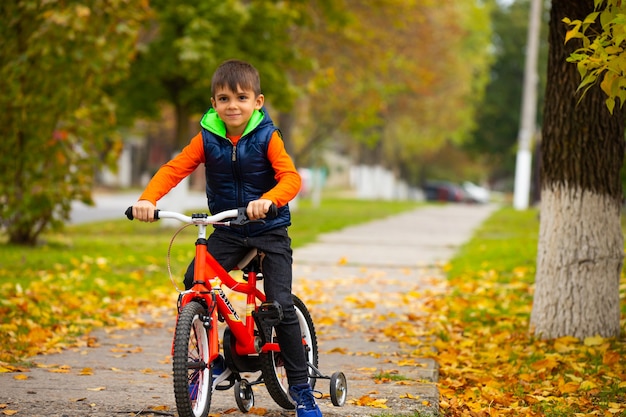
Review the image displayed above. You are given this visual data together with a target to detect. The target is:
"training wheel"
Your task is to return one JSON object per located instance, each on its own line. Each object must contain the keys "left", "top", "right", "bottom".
{"left": 329, "top": 371, "right": 348, "bottom": 407}
{"left": 234, "top": 379, "right": 254, "bottom": 413}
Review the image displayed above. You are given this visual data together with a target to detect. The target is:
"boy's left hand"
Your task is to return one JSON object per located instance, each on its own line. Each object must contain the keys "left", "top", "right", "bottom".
{"left": 247, "top": 199, "right": 274, "bottom": 220}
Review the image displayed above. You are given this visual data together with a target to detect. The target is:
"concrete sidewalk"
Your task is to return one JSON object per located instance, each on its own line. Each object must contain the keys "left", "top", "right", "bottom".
{"left": 2, "top": 200, "right": 497, "bottom": 417}
{"left": 290, "top": 203, "right": 498, "bottom": 416}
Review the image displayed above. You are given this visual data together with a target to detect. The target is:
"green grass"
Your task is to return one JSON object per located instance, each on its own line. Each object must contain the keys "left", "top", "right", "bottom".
{"left": 445, "top": 206, "right": 539, "bottom": 279}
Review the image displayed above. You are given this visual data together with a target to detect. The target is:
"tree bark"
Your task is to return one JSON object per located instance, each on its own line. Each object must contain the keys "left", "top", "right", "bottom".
{"left": 531, "top": 0, "right": 625, "bottom": 339}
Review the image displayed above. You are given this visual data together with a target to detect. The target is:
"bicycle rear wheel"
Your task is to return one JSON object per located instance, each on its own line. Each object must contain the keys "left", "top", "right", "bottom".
{"left": 173, "top": 301, "right": 212, "bottom": 417}
{"left": 260, "top": 295, "right": 318, "bottom": 409}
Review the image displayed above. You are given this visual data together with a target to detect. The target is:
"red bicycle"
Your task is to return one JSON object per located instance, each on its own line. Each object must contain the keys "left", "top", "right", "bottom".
{"left": 125, "top": 206, "right": 347, "bottom": 417}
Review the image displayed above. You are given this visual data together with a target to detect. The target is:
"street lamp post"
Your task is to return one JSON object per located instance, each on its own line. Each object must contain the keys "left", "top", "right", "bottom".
{"left": 513, "top": 0, "right": 542, "bottom": 210}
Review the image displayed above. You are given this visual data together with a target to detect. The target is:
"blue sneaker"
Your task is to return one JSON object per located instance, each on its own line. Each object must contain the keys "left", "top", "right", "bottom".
{"left": 289, "top": 383, "right": 322, "bottom": 417}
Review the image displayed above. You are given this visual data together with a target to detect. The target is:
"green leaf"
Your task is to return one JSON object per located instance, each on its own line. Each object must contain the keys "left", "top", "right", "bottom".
{"left": 606, "top": 96, "right": 615, "bottom": 113}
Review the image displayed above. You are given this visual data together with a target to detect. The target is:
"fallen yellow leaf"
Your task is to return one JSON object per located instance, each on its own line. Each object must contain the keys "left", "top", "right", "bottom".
{"left": 150, "top": 405, "right": 170, "bottom": 411}
{"left": 558, "top": 381, "right": 579, "bottom": 394}
{"left": 79, "top": 368, "right": 93, "bottom": 376}
{"left": 583, "top": 335, "right": 604, "bottom": 346}
{"left": 579, "top": 380, "right": 597, "bottom": 390}
{"left": 355, "top": 395, "right": 388, "bottom": 408}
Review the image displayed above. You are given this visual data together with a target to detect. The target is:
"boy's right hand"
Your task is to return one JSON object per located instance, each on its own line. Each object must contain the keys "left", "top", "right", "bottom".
{"left": 132, "top": 200, "right": 157, "bottom": 222}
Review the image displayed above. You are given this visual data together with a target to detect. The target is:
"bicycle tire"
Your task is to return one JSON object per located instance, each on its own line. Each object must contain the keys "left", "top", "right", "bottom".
{"left": 173, "top": 301, "right": 212, "bottom": 417}
{"left": 260, "top": 295, "right": 318, "bottom": 409}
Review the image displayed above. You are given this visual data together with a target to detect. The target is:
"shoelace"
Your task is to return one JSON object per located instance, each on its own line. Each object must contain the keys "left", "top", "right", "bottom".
{"left": 295, "top": 388, "right": 320, "bottom": 410}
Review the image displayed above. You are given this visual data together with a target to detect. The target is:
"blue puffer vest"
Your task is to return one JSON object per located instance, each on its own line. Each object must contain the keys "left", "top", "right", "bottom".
{"left": 200, "top": 107, "right": 291, "bottom": 237}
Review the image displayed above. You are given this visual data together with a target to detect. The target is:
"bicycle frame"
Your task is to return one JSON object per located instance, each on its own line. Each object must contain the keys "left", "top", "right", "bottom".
{"left": 126, "top": 205, "right": 347, "bottom": 413}
{"left": 172, "top": 212, "right": 279, "bottom": 364}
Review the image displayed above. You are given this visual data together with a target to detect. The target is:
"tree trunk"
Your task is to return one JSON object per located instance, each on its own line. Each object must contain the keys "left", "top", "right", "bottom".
{"left": 174, "top": 101, "right": 191, "bottom": 151}
{"left": 531, "top": 0, "right": 625, "bottom": 339}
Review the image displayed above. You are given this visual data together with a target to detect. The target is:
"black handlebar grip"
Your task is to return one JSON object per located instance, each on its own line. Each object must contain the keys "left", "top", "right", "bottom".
{"left": 125, "top": 207, "right": 160, "bottom": 220}
{"left": 266, "top": 203, "right": 278, "bottom": 220}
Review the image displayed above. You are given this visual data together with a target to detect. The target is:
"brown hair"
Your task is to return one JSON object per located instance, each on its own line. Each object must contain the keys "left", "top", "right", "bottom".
{"left": 211, "top": 59, "right": 261, "bottom": 97}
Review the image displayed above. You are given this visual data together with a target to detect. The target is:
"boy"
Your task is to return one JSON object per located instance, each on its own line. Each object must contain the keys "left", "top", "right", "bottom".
{"left": 131, "top": 59, "right": 321, "bottom": 417}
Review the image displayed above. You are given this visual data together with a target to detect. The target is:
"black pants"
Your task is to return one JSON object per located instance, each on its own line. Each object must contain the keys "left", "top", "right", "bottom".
{"left": 184, "top": 227, "right": 309, "bottom": 386}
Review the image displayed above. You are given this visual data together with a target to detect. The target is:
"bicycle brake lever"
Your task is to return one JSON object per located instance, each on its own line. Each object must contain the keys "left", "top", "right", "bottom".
{"left": 229, "top": 207, "right": 266, "bottom": 227}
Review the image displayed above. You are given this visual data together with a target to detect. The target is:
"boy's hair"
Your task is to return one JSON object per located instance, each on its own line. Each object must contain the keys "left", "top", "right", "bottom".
{"left": 211, "top": 59, "right": 262, "bottom": 97}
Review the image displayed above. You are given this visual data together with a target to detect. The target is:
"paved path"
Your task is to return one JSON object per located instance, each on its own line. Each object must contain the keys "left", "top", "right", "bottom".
{"left": 1, "top": 196, "right": 498, "bottom": 417}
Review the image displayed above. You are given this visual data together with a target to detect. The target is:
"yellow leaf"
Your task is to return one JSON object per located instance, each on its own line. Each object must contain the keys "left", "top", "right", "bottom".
{"left": 150, "top": 405, "right": 170, "bottom": 411}
{"left": 579, "top": 380, "right": 597, "bottom": 390}
{"left": 2, "top": 410, "right": 19, "bottom": 416}
{"left": 531, "top": 357, "right": 559, "bottom": 371}
{"left": 583, "top": 335, "right": 604, "bottom": 346}
{"left": 13, "top": 374, "right": 28, "bottom": 380}
{"left": 554, "top": 336, "right": 579, "bottom": 352}
{"left": 79, "top": 368, "right": 93, "bottom": 376}
{"left": 48, "top": 366, "right": 71, "bottom": 374}
{"left": 559, "top": 381, "right": 579, "bottom": 394}
{"left": 355, "top": 395, "right": 388, "bottom": 408}
{"left": 565, "top": 26, "right": 581, "bottom": 43}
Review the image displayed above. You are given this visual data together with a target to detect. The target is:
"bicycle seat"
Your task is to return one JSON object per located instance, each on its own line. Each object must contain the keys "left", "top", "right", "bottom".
{"left": 237, "top": 248, "right": 263, "bottom": 280}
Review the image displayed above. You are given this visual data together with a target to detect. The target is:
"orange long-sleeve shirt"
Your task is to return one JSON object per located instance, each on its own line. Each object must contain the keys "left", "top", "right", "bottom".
{"left": 139, "top": 131, "right": 301, "bottom": 208}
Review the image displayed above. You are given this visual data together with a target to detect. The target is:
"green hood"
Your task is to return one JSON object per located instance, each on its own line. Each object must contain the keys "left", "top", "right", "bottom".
{"left": 200, "top": 108, "right": 264, "bottom": 138}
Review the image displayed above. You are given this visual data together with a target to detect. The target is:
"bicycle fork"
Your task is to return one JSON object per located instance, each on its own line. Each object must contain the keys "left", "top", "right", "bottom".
{"left": 171, "top": 292, "right": 219, "bottom": 363}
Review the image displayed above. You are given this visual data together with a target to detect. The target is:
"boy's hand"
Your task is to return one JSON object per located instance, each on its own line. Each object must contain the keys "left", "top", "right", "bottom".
{"left": 133, "top": 200, "right": 157, "bottom": 222}
{"left": 247, "top": 199, "right": 274, "bottom": 220}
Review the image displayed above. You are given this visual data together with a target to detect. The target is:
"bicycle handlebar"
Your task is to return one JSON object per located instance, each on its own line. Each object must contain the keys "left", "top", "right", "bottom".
{"left": 124, "top": 204, "right": 278, "bottom": 226}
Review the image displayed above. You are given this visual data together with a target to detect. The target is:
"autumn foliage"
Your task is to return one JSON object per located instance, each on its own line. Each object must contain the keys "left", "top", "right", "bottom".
{"left": 420, "top": 208, "right": 626, "bottom": 416}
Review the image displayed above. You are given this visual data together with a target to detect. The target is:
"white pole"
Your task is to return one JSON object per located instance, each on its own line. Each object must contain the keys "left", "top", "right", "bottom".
{"left": 513, "top": 0, "right": 542, "bottom": 210}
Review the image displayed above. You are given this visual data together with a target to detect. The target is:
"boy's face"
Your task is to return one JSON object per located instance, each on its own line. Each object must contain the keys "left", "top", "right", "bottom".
{"left": 211, "top": 85, "right": 264, "bottom": 136}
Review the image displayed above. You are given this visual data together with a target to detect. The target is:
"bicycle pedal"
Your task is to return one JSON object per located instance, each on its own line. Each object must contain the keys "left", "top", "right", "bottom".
{"left": 255, "top": 301, "right": 283, "bottom": 326}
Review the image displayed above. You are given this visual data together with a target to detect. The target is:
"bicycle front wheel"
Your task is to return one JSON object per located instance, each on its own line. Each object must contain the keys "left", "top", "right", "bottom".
{"left": 173, "top": 301, "right": 212, "bottom": 417}
{"left": 260, "top": 295, "right": 318, "bottom": 409}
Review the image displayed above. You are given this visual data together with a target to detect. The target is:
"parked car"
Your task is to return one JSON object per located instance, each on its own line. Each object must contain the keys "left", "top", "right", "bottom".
{"left": 462, "top": 181, "right": 491, "bottom": 204}
{"left": 422, "top": 181, "right": 467, "bottom": 202}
